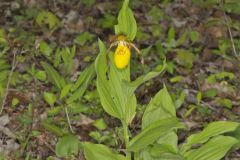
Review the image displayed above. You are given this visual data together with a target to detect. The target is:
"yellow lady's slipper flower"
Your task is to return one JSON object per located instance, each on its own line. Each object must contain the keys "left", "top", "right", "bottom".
{"left": 109, "top": 35, "right": 144, "bottom": 69}
{"left": 114, "top": 42, "right": 131, "bottom": 69}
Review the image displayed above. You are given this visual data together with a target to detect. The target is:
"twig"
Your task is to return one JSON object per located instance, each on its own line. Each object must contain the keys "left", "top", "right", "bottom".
{"left": 0, "top": 51, "right": 18, "bottom": 115}
{"left": 200, "top": 100, "right": 217, "bottom": 111}
{"left": 220, "top": 0, "right": 240, "bottom": 61}
{"left": 64, "top": 106, "right": 74, "bottom": 133}
{"left": 38, "top": 136, "right": 56, "bottom": 154}
{"left": 0, "top": 126, "right": 16, "bottom": 139}
{"left": 186, "top": 89, "right": 217, "bottom": 111}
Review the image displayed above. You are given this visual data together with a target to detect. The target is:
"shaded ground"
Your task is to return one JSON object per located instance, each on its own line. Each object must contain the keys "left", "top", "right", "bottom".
{"left": 0, "top": 0, "right": 240, "bottom": 159}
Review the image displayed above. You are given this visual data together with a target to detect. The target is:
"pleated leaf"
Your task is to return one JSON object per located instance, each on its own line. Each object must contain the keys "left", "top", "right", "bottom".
{"left": 142, "top": 85, "right": 175, "bottom": 129}
{"left": 115, "top": 0, "right": 137, "bottom": 41}
{"left": 95, "top": 39, "right": 122, "bottom": 119}
{"left": 128, "top": 118, "right": 185, "bottom": 152}
{"left": 41, "top": 61, "right": 66, "bottom": 90}
{"left": 66, "top": 63, "right": 95, "bottom": 104}
{"left": 184, "top": 136, "right": 238, "bottom": 160}
{"left": 83, "top": 142, "right": 126, "bottom": 160}
{"left": 181, "top": 121, "right": 239, "bottom": 153}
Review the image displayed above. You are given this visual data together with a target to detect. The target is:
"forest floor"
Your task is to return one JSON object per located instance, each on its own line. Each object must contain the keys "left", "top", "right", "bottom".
{"left": 0, "top": 0, "right": 240, "bottom": 159}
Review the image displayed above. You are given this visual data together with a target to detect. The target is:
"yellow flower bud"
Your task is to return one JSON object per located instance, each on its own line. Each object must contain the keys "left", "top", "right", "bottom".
{"left": 114, "top": 43, "right": 131, "bottom": 69}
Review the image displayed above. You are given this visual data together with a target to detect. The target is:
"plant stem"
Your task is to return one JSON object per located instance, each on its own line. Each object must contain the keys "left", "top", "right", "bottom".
{"left": 134, "top": 152, "right": 140, "bottom": 160}
{"left": 123, "top": 123, "right": 131, "bottom": 160}
{"left": 220, "top": 0, "right": 240, "bottom": 61}
{"left": 64, "top": 105, "right": 74, "bottom": 133}
{"left": 0, "top": 51, "right": 17, "bottom": 115}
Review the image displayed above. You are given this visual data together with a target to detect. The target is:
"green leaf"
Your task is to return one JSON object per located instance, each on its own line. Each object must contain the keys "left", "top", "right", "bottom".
{"left": 0, "top": 153, "right": 4, "bottom": 160}
{"left": 47, "top": 12, "right": 60, "bottom": 29}
{"left": 56, "top": 134, "right": 80, "bottom": 157}
{"left": 35, "top": 70, "right": 47, "bottom": 81}
{"left": 126, "top": 62, "right": 166, "bottom": 93}
{"left": 207, "top": 71, "right": 235, "bottom": 84}
{"left": 43, "top": 92, "right": 56, "bottom": 107}
{"left": 60, "top": 84, "right": 72, "bottom": 99}
{"left": 148, "top": 6, "right": 164, "bottom": 23}
{"left": 107, "top": 54, "right": 136, "bottom": 124}
{"left": 128, "top": 118, "right": 185, "bottom": 152}
{"left": 181, "top": 121, "right": 239, "bottom": 153}
{"left": 0, "top": 29, "right": 7, "bottom": 46}
{"left": 184, "top": 105, "right": 196, "bottom": 118}
{"left": 47, "top": 106, "right": 62, "bottom": 116}
{"left": 36, "top": 11, "right": 60, "bottom": 29}
{"left": 203, "top": 88, "right": 217, "bottom": 99}
{"left": 0, "top": 59, "right": 10, "bottom": 70}
{"left": 11, "top": 98, "right": 19, "bottom": 107}
{"left": 170, "top": 76, "right": 183, "bottom": 83}
{"left": 98, "top": 13, "right": 116, "bottom": 29}
{"left": 141, "top": 133, "right": 180, "bottom": 160}
{"left": 184, "top": 136, "right": 238, "bottom": 160}
{"left": 68, "top": 103, "right": 90, "bottom": 114}
{"left": 190, "top": 31, "right": 200, "bottom": 43}
{"left": 31, "top": 130, "right": 41, "bottom": 137}
{"left": 0, "top": 70, "right": 9, "bottom": 82}
{"left": 83, "top": 142, "right": 126, "bottom": 160}
{"left": 140, "top": 149, "right": 185, "bottom": 160}
{"left": 93, "top": 118, "right": 107, "bottom": 130}
{"left": 219, "top": 98, "right": 233, "bottom": 109}
{"left": 156, "top": 132, "right": 179, "bottom": 154}
{"left": 95, "top": 39, "right": 121, "bottom": 119}
{"left": 60, "top": 47, "right": 75, "bottom": 75}
{"left": 42, "top": 122, "right": 65, "bottom": 136}
{"left": 36, "top": 11, "right": 45, "bottom": 26}
{"left": 177, "top": 31, "right": 188, "bottom": 46}
{"left": 66, "top": 63, "right": 95, "bottom": 104}
{"left": 81, "top": 0, "right": 96, "bottom": 6}
{"left": 71, "top": 63, "right": 95, "bottom": 91}
{"left": 141, "top": 85, "right": 179, "bottom": 160}
{"left": 41, "top": 61, "right": 66, "bottom": 90}
{"left": 89, "top": 131, "right": 102, "bottom": 142}
{"left": 142, "top": 85, "right": 176, "bottom": 129}
{"left": 168, "top": 27, "right": 175, "bottom": 42}
{"left": 0, "top": 84, "right": 4, "bottom": 97}
{"left": 149, "top": 146, "right": 185, "bottom": 160}
{"left": 175, "top": 91, "right": 186, "bottom": 109}
{"left": 39, "top": 41, "right": 52, "bottom": 58}
{"left": 196, "top": 91, "right": 202, "bottom": 105}
{"left": 115, "top": 0, "right": 137, "bottom": 41}
{"left": 176, "top": 50, "right": 195, "bottom": 69}
{"left": 141, "top": 46, "right": 152, "bottom": 56}
{"left": 224, "top": 1, "right": 240, "bottom": 14}
{"left": 74, "top": 32, "right": 95, "bottom": 46}
{"left": 54, "top": 47, "right": 61, "bottom": 67}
